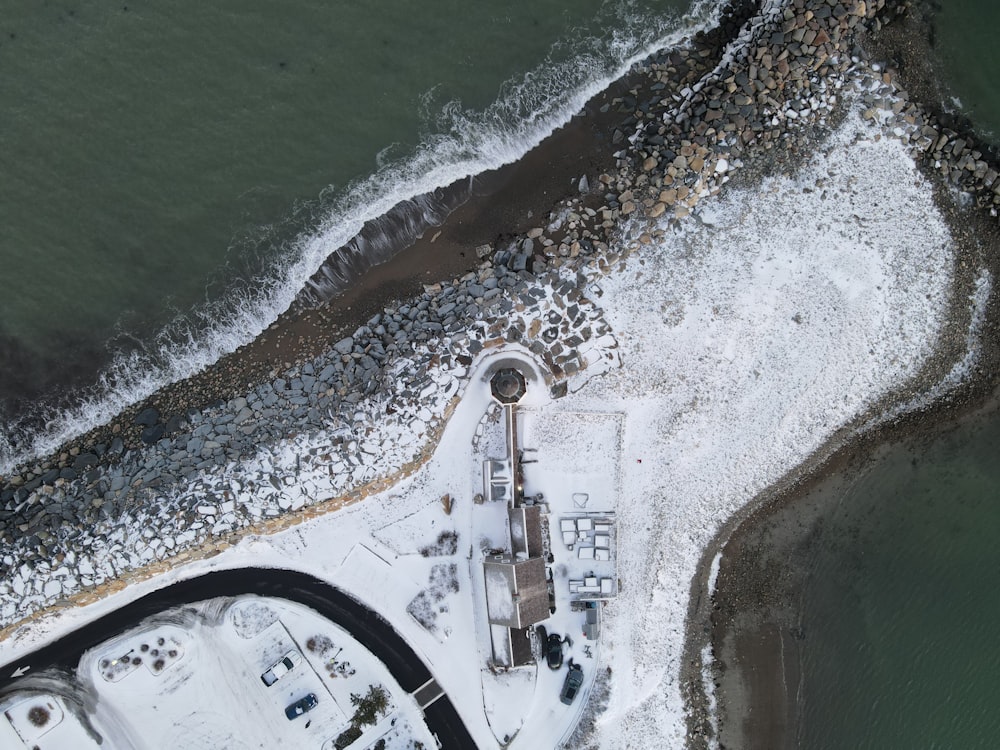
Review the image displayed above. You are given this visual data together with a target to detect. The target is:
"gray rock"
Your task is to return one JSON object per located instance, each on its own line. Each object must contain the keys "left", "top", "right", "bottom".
{"left": 135, "top": 407, "right": 160, "bottom": 427}
{"left": 334, "top": 337, "right": 354, "bottom": 356}
{"left": 73, "top": 453, "right": 99, "bottom": 471}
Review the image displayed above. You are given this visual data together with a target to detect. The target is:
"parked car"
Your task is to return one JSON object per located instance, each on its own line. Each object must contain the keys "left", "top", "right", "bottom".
{"left": 560, "top": 664, "right": 584, "bottom": 705}
{"left": 284, "top": 693, "right": 319, "bottom": 720}
{"left": 546, "top": 633, "right": 564, "bottom": 670}
{"left": 261, "top": 650, "right": 302, "bottom": 687}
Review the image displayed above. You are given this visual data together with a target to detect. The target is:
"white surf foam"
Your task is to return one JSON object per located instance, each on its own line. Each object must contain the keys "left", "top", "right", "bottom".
{"left": 0, "top": 0, "right": 727, "bottom": 473}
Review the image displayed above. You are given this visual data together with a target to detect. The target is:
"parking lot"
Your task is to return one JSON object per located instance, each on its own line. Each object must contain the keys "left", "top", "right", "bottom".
{"left": 2, "top": 596, "right": 431, "bottom": 750}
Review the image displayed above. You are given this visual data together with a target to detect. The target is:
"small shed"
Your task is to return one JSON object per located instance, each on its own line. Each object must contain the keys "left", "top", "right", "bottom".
{"left": 584, "top": 604, "right": 600, "bottom": 641}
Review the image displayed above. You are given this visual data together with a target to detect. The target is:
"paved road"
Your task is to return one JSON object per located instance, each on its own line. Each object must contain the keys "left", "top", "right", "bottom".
{"left": 0, "top": 568, "right": 477, "bottom": 749}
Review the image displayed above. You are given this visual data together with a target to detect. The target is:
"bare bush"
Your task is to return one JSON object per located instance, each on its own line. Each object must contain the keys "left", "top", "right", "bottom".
{"left": 419, "top": 530, "right": 458, "bottom": 557}
{"left": 406, "top": 563, "right": 459, "bottom": 632}
{"left": 26, "top": 706, "right": 49, "bottom": 727}
{"left": 306, "top": 634, "right": 333, "bottom": 653}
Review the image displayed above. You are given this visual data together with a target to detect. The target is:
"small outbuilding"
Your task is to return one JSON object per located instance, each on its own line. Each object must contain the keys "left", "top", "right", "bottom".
{"left": 490, "top": 368, "right": 527, "bottom": 404}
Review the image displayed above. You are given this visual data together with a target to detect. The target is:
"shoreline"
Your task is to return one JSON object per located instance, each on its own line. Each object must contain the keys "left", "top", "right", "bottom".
{"left": 0, "top": 88, "right": 620, "bottom": 474}
{"left": 0, "top": 3, "right": 734, "bottom": 477}
{"left": 0, "top": 0, "right": 754, "bottom": 631}
{"left": 688, "top": 385, "right": 1000, "bottom": 748}
{"left": 1, "top": 0, "right": 1000, "bottom": 747}
{"left": 681, "top": 2, "right": 1000, "bottom": 748}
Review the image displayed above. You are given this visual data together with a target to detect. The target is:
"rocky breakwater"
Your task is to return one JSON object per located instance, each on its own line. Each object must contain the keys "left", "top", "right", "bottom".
{"left": 3, "top": 0, "right": 996, "bottom": 647}
{"left": 604, "top": 0, "right": 1000, "bottom": 240}
{"left": 597, "top": 0, "right": 900, "bottom": 228}
{"left": 0, "top": 0, "right": 760, "bottom": 631}
{"left": 0, "top": 225, "right": 623, "bottom": 628}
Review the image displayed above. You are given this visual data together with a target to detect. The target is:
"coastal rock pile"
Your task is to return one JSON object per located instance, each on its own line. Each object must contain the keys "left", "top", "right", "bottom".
{"left": 604, "top": 0, "right": 891, "bottom": 222}
{"left": 610, "top": 0, "right": 1000, "bottom": 231}
{"left": 859, "top": 67, "right": 1000, "bottom": 217}
{"left": 0, "top": 242, "right": 619, "bottom": 625}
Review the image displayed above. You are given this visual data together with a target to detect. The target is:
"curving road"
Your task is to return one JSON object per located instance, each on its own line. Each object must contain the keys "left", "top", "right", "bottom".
{"left": 0, "top": 569, "right": 477, "bottom": 749}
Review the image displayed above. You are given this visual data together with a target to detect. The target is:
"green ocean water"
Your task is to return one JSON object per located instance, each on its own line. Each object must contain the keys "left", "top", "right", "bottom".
{"left": 796, "top": 406, "right": 1000, "bottom": 749}
{"left": 0, "top": 0, "right": 700, "bottom": 465}
{"left": 933, "top": 0, "right": 1000, "bottom": 141}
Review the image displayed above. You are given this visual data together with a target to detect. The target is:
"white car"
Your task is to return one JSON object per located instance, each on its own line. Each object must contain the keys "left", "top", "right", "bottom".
{"left": 260, "top": 650, "right": 301, "bottom": 687}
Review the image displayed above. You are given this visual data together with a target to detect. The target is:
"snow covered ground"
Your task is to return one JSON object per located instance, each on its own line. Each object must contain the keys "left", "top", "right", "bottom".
{"left": 0, "top": 107, "right": 967, "bottom": 749}
{"left": 570, "top": 111, "right": 957, "bottom": 747}
{"left": 1, "top": 596, "right": 433, "bottom": 750}
{"left": 0, "top": 693, "right": 95, "bottom": 749}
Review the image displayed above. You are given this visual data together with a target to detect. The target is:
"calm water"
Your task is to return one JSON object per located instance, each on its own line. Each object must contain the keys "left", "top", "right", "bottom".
{"left": 0, "top": 0, "right": 702, "bottom": 467}
{"left": 797, "top": 406, "right": 1000, "bottom": 749}
{"left": 934, "top": 0, "right": 1000, "bottom": 141}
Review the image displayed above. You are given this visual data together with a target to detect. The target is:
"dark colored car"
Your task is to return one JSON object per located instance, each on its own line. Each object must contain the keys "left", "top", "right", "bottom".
{"left": 285, "top": 693, "right": 319, "bottom": 720}
{"left": 546, "top": 634, "right": 564, "bottom": 670}
{"left": 560, "top": 664, "right": 584, "bottom": 705}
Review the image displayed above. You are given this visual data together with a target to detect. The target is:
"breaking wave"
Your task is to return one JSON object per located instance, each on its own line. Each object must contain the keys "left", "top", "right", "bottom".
{"left": 0, "top": 0, "right": 724, "bottom": 473}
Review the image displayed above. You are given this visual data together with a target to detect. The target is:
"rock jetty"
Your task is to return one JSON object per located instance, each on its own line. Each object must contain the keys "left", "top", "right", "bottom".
{"left": 0, "top": 239, "right": 620, "bottom": 626}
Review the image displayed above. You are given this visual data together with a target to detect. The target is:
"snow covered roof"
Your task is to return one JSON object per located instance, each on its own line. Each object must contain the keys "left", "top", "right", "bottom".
{"left": 482, "top": 555, "right": 548, "bottom": 630}
{"left": 489, "top": 367, "right": 527, "bottom": 404}
{"left": 507, "top": 506, "right": 543, "bottom": 559}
